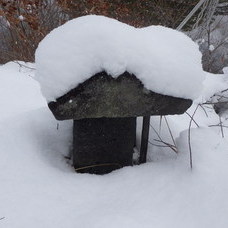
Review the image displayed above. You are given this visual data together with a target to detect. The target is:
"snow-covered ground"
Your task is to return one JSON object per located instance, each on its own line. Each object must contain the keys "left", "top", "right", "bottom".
{"left": 1, "top": 62, "right": 228, "bottom": 228}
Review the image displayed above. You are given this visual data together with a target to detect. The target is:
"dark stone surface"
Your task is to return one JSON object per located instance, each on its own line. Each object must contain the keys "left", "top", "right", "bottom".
{"left": 48, "top": 71, "right": 193, "bottom": 174}
{"left": 48, "top": 71, "right": 192, "bottom": 120}
{"left": 73, "top": 117, "right": 136, "bottom": 174}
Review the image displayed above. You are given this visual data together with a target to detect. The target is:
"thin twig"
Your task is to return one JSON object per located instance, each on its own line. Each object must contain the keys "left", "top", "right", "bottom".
{"left": 209, "top": 124, "right": 228, "bottom": 128}
{"left": 199, "top": 104, "right": 209, "bottom": 117}
{"left": 150, "top": 124, "right": 177, "bottom": 153}
{"left": 185, "top": 111, "right": 200, "bottom": 127}
{"left": 203, "top": 101, "right": 228, "bottom": 105}
{"left": 221, "top": 88, "right": 228, "bottom": 93}
{"left": 159, "top": 115, "right": 163, "bottom": 134}
{"left": 215, "top": 94, "right": 228, "bottom": 99}
{"left": 188, "top": 104, "right": 199, "bottom": 170}
{"left": 13, "top": 61, "right": 36, "bottom": 70}
{"left": 148, "top": 140, "right": 170, "bottom": 148}
{"left": 219, "top": 116, "right": 225, "bottom": 138}
{"left": 154, "top": 139, "right": 177, "bottom": 153}
{"left": 75, "top": 163, "right": 121, "bottom": 172}
{"left": 164, "top": 116, "right": 177, "bottom": 147}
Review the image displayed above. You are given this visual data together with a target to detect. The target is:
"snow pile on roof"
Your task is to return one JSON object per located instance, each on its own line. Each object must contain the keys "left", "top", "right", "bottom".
{"left": 35, "top": 15, "right": 205, "bottom": 102}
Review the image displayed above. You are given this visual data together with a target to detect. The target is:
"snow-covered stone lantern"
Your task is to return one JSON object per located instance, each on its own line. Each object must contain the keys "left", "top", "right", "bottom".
{"left": 35, "top": 15, "right": 205, "bottom": 174}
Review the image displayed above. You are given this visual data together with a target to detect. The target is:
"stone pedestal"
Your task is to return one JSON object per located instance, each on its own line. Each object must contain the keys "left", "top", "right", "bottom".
{"left": 73, "top": 117, "right": 136, "bottom": 174}
{"left": 48, "top": 71, "right": 192, "bottom": 174}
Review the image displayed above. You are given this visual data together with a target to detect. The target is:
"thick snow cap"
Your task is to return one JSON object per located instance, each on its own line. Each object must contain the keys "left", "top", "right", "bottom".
{"left": 35, "top": 15, "right": 205, "bottom": 102}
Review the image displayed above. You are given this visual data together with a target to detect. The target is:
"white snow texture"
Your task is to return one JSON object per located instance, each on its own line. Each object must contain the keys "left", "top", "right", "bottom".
{"left": 1, "top": 62, "right": 228, "bottom": 228}
{"left": 35, "top": 15, "right": 205, "bottom": 101}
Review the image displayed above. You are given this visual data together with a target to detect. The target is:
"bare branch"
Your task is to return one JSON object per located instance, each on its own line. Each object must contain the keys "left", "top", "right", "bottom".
{"left": 185, "top": 111, "right": 200, "bottom": 127}
{"left": 188, "top": 104, "right": 199, "bottom": 170}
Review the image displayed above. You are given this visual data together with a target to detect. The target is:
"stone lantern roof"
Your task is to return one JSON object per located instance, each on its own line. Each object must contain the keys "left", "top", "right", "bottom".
{"left": 48, "top": 71, "right": 192, "bottom": 121}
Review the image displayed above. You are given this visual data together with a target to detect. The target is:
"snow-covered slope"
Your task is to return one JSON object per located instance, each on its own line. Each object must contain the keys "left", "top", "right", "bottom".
{"left": 1, "top": 62, "right": 228, "bottom": 228}
{"left": 36, "top": 15, "right": 205, "bottom": 101}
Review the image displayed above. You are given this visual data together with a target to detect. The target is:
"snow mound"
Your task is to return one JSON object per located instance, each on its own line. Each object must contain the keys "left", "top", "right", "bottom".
{"left": 35, "top": 15, "right": 205, "bottom": 102}
{"left": 196, "top": 72, "right": 228, "bottom": 103}
{"left": 223, "top": 67, "right": 228, "bottom": 75}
